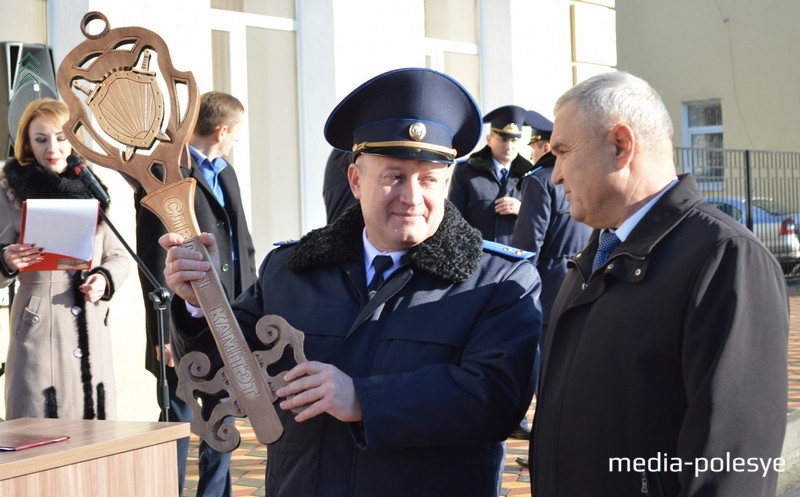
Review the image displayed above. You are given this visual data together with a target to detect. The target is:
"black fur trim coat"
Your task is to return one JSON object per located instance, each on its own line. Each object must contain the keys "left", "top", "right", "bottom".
{"left": 288, "top": 200, "right": 483, "bottom": 284}
{"left": 170, "top": 199, "right": 542, "bottom": 496}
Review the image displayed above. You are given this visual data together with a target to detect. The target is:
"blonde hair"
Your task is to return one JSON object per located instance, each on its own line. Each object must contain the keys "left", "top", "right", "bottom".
{"left": 13, "top": 98, "right": 69, "bottom": 165}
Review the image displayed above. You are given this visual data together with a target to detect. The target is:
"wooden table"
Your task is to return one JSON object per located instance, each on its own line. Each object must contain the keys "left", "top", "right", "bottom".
{"left": 0, "top": 417, "right": 189, "bottom": 496}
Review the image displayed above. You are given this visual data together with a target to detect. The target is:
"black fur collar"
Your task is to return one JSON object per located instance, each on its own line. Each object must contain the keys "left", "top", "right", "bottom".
{"left": 465, "top": 145, "right": 534, "bottom": 178}
{"left": 287, "top": 200, "right": 483, "bottom": 284}
{"left": 1, "top": 158, "right": 110, "bottom": 213}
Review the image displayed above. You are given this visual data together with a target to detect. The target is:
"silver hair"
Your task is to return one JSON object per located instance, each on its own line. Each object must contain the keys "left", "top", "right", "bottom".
{"left": 554, "top": 71, "right": 673, "bottom": 152}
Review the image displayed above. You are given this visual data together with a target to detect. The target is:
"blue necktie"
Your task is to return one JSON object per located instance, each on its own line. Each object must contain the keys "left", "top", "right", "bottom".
{"left": 592, "top": 231, "right": 621, "bottom": 272}
{"left": 367, "top": 255, "right": 393, "bottom": 299}
{"left": 499, "top": 167, "right": 508, "bottom": 187}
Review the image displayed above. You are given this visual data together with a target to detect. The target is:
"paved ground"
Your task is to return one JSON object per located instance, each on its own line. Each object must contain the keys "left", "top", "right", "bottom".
{"left": 184, "top": 282, "right": 800, "bottom": 497}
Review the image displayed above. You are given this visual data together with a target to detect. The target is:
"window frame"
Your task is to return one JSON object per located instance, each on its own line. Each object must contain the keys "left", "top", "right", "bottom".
{"left": 681, "top": 99, "right": 724, "bottom": 190}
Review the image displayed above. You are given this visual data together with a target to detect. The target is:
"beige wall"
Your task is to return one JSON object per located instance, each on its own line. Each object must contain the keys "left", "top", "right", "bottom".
{"left": 1, "top": 1, "right": 47, "bottom": 43}
{"left": 616, "top": 0, "right": 800, "bottom": 153}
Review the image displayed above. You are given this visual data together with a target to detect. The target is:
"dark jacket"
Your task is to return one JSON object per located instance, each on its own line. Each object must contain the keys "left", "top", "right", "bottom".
{"left": 532, "top": 174, "right": 789, "bottom": 497}
{"left": 172, "top": 202, "right": 542, "bottom": 497}
{"left": 135, "top": 157, "right": 257, "bottom": 376}
{"left": 511, "top": 152, "right": 591, "bottom": 326}
{"left": 322, "top": 149, "right": 358, "bottom": 224}
{"left": 448, "top": 145, "right": 533, "bottom": 245}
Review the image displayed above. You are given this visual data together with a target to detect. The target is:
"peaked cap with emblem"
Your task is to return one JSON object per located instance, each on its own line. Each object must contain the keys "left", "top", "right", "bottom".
{"left": 524, "top": 109, "right": 554, "bottom": 144}
{"left": 483, "top": 104, "right": 527, "bottom": 139}
{"left": 324, "top": 67, "right": 482, "bottom": 164}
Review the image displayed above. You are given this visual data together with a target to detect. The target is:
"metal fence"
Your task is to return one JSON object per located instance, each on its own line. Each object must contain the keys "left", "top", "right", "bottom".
{"left": 675, "top": 147, "right": 800, "bottom": 273}
{"left": 676, "top": 146, "right": 800, "bottom": 206}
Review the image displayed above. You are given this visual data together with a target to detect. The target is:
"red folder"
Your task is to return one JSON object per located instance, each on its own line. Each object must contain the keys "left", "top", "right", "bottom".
{"left": 19, "top": 199, "right": 98, "bottom": 271}
{"left": 0, "top": 432, "right": 70, "bottom": 451}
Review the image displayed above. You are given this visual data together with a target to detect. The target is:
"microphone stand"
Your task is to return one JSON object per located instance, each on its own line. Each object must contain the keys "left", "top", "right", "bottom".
{"left": 97, "top": 208, "right": 172, "bottom": 422}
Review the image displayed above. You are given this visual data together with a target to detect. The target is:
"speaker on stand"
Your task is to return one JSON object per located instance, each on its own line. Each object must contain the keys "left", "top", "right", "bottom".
{"left": 0, "top": 42, "right": 59, "bottom": 159}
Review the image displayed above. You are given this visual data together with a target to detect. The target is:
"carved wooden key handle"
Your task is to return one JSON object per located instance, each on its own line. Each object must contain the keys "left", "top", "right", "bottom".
{"left": 56, "top": 11, "right": 306, "bottom": 452}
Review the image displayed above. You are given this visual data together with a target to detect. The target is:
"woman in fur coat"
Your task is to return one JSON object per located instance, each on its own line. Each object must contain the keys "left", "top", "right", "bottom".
{"left": 0, "top": 98, "right": 130, "bottom": 420}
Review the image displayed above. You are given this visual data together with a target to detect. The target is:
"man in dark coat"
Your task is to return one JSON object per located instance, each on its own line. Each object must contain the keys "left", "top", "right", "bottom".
{"left": 449, "top": 104, "right": 534, "bottom": 245}
{"left": 135, "top": 91, "right": 257, "bottom": 497}
{"left": 322, "top": 148, "right": 358, "bottom": 223}
{"left": 160, "top": 68, "right": 541, "bottom": 497}
{"left": 532, "top": 71, "right": 788, "bottom": 497}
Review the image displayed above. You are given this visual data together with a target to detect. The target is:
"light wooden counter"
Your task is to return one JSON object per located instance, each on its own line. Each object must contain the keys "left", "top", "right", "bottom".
{"left": 0, "top": 417, "right": 189, "bottom": 496}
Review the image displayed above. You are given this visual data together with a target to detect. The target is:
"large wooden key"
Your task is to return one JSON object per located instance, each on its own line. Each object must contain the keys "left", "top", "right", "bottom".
{"left": 56, "top": 11, "right": 304, "bottom": 451}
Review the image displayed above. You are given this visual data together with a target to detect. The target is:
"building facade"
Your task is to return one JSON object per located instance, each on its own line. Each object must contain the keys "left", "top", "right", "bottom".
{"left": 617, "top": 0, "right": 800, "bottom": 155}
{"left": 0, "top": 0, "right": 616, "bottom": 419}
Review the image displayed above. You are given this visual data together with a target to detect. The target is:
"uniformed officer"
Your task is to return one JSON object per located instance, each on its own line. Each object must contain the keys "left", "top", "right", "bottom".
{"left": 513, "top": 109, "right": 591, "bottom": 329}
{"left": 511, "top": 109, "right": 592, "bottom": 469}
{"left": 449, "top": 104, "right": 535, "bottom": 246}
{"left": 160, "top": 68, "right": 542, "bottom": 497}
{"left": 524, "top": 109, "right": 555, "bottom": 163}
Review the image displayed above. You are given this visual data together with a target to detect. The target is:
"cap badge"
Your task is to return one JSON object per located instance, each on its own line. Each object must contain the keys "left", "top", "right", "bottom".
{"left": 500, "top": 123, "right": 520, "bottom": 135}
{"left": 408, "top": 121, "right": 427, "bottom": 142}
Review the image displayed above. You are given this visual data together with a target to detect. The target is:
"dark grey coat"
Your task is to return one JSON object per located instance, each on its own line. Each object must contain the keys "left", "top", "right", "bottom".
{"left": 448, "top": 146, "right": 533, "bottom": 245}
{"left": 172, "top": 202, "right": 542, "bottom": 497}
{"left": 532, "top": 174, "right": 789, "bottom": 497}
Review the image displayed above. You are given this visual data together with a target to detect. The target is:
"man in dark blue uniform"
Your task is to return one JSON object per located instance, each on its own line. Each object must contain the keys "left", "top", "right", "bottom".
{"left": 511, "top": 109, "right": 591, "bottom": 468}
{"left": 513, "top": 110, "right": 591, "bottom": 330}
{"left": 448, "top": 106, "right": 538, "bottom": 442}
{"left": 136, "top": 91, "right": 257, "bottom": 497}
{"left": 160, "top": 68, "right": 542, "bottom": 497}
{"left": 449, "top": 104, "right": 534, "bottom": 246}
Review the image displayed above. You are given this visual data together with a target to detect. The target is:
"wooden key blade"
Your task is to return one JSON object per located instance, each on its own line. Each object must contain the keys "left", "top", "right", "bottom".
{"left": 181, "top": 237, "right": 283, "bottom": 445}
{"left": 56, "top": 11, "right": 289, "bottom": 448}
{"left": 142, "top": 178, "right": 283, "bottom": 444}
{"left": 140, "top": 178, "right": 202, "bottom": 238}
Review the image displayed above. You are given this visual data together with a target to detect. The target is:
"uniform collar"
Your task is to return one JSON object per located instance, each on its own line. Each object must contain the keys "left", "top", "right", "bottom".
{"left": 362, "top": 229, "right": 406, "bottom": 278}
{"left": 288, "top": 200, "right": 483, "bottom": 284}
{"left": 465, "top": 145, "right": 535, "bottom": 178}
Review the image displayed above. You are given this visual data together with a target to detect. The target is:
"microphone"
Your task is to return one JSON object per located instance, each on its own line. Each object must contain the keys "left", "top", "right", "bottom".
{"left": 68, "top": 155, "right": 110, "bottom": 208}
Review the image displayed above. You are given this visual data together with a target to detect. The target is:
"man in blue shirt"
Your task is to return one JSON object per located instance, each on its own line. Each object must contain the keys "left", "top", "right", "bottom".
{"left": 135, "top": 91, "right": 257, "bottom": 497}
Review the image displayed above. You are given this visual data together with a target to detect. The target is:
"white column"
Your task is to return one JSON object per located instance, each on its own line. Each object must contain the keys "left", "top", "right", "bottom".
{"left": 296, "top": 0, "right": 337, "bottom": 233}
